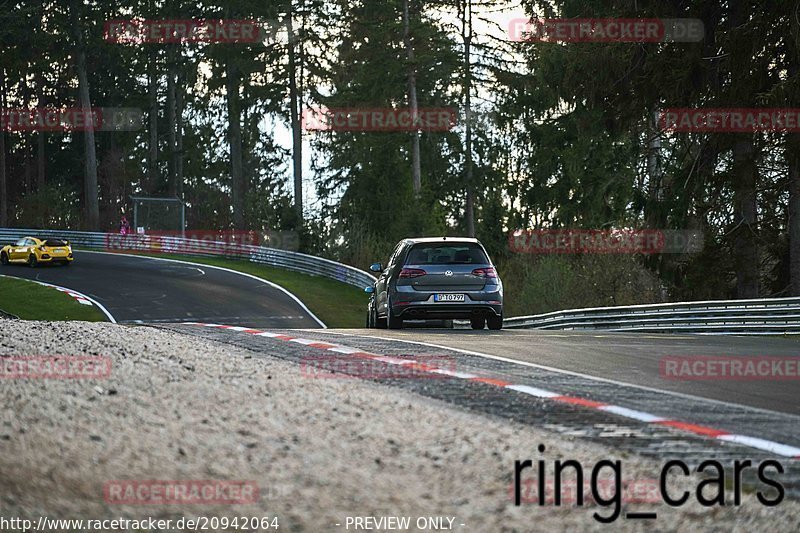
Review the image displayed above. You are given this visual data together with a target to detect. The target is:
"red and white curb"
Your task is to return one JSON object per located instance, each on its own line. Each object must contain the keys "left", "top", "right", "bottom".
{"left": 0, "top": 275, "right": 117, "bottom": 322}
{"left": 43, "top": 283, "right": 93, "bottom": 305}
{"left": 186, "top": 322, "right": 800, "bottom": 459}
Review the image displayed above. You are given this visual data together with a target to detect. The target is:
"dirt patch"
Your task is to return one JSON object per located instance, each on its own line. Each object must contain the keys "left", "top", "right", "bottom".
{"left": 0, "top": 321, "right": 797, "bottom": 532}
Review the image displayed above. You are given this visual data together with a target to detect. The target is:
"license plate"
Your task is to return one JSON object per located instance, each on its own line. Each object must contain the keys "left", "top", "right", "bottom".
{"left": 434, "top": 293, "right": 465, "bottom": 302}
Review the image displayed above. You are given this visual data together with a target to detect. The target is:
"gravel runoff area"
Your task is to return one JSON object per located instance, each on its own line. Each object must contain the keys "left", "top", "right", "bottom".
{"left": 1, "top": 320, "right": 799, "bottom": 532}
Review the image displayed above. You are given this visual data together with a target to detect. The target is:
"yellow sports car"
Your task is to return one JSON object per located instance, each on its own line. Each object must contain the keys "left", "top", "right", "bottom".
{"left": 0, "top": 237, "right": 73, "bottom": 267}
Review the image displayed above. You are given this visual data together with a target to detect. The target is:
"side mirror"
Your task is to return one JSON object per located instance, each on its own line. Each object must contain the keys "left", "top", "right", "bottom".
{"left": 364, "top": 286, "right": 375, "bottom": 294}
{"left": 369, "top": 262, "right": 383, "bottom": 273}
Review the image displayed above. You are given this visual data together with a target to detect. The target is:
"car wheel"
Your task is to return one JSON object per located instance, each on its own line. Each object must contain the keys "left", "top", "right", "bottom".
{"left": 487, "top": 313, "right": 503, "bottom": 330}
{"left": 374, "top": 303, "right": 388, "bottom": 329}
{"left": 28, "top": 254, "right": 37, "bottom": 268}
{"left": 366, "top": 302, "right": 376, "bottom": 328}
{"left": 62, "top": 261, "right": 71, "bottom": 267}
{"left": 0, "top": 253, "right": 7, "bottom": 265}
{"left": 470, "top": 317, "right": 486, "bottom": 330}
{"left": 387, "top": 298, "right": 403, "bottom": 329}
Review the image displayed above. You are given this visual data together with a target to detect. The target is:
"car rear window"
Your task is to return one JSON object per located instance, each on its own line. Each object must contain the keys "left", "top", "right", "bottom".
{"left": 43, "top": 239, "right": 67, "bottom": 247}
{"left": 404, "top": 243, "right": 489, "bottom": 265}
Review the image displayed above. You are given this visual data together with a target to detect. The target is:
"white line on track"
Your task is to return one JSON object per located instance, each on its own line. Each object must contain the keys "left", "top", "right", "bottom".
{"left": 317, "top": 330, "right": 800, "bottom": 421}
{"left": 188, "top": 324, "right": 800, "bottom": 458}
{"left": 0, "top": 274, "right": 117, "bottom": 323}
{"left": 79, "top": 250, "right": 327, "bottom": 328}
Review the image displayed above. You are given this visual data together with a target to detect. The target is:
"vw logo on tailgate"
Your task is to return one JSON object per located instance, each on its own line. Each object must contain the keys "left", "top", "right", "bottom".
{"left": 444, "top": 270, "right": 453, "bottom": 276}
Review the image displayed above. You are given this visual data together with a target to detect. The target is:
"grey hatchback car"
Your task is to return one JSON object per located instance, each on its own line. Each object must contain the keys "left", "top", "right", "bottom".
{"left": 366, "top": 237, "right": 503, "bottom": 330}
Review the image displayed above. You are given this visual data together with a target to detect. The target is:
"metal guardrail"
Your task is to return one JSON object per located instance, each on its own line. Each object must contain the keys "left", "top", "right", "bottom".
{"left": 5, "top": 228, "right": 797, "bottom": 334}
{"left": 0, "top": 228, "right": 377, "bottom": 290}
{"left": 503, "top": 297, "right": 800, "bottom": 334}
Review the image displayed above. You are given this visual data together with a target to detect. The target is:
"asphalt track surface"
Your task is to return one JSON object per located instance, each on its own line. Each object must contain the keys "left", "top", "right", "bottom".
{"left": 3, "top": 250, "right": 798, "bottom": 424}
{"left": 344, "top": 329, "right": 800, "bottom": 417}
{"left": 0, "top": 250, "right": 323, "bottom": 328}
{"left": 162, "top": 323, "right": 800, "bottom": 497}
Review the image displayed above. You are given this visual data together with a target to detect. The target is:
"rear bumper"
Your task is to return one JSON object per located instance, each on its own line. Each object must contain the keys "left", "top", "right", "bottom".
{"left": 37, "top": 254, "right": 73, "bottom": 263}
{"left": 392, "top": 289, "right": 503, "bottom": 319}
{"left": 391, "top": 282, "right": 503, "bottom": 319}
{"left": 394, "top": 303, "right": 503, "bottom": 319}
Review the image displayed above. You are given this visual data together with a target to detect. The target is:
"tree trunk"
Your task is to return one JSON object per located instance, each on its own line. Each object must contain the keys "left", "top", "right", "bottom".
{"left": 176, "top": 66, "right": 184, "bottom": 199}
{"left": 403, "top": 0, "right": 421, "bottom": 196}
{"left": 36, "top": 0, "right": 46, "bottom": 191}
{"left": 36, "top": 129, "right": 45, "bottom": 192}
{"left": 789, "top": 130, "right": 800, "bottom": 295}
{"left": 72, "top": 6, "right": 99, "bottom": 229}
{"left": 460, "top": 0, "right": 474, "bottom": 237}
{"left": 226, "top": 59, "right": 244, "bottom": 229}
{"left": 22, "top": 80, "right": 31, "bottom": 194}
{"left": 148, "top": 48, "right": 158, "bottom": 194}
{"left": 287, "top": 4, "right": 303, "bottom": 222}
{"left": 788, "top": 13, "right": 800, "bottom": 295}
{"left": 24, "top": 142, "right": 32, "bottom": 195}
{"left": 732, "top": 137, "right": 759, "bottom": 298}
{"left": 0, "top": 66, "right": 7, "bottom": 227}
{"left": 167, "top": 44, "right": 177, "bottom": 196}
{"left": 728, "top": 0, "right": 759, "bottom": 298}
{"left": 645, "top": 109, "right": 662, "bottom": 227}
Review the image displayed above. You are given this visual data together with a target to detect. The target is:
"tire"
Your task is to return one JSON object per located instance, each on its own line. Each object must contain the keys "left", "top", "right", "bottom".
{"left": 62, "top": 260, "right": 71, "bottom": 267}
{"left": 387, "top": 315, "right": 403, "bottom": 329}
{"left": 387, "top": 298, "right": 403, "bottom": 329}
{"left": 487, "top": 313, "right": 503, "bottom": 330}
{"left": 470, "top": 317, "right": 486, "bottom": 330}
{"left": 28, "top": 254, "right": 37, "bottom": 268}
{"left": 0, "top": 253, "right": 7, "bottom": 266}
{"left": 374, "top": 302, "right": 388, "bottom": 329}
{"left": 366, "top": 302, "right": 376, "bottom": 328}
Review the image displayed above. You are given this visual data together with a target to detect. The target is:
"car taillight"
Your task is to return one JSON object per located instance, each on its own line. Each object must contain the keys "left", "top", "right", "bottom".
{"left": 399, "top": 268, "right": 426, "bottom": 278}
{"left": 472, "top": 267, "right": 497, "bottom": 278}
{"left": 39, "top": 246, "right": 47, "bottom": 251}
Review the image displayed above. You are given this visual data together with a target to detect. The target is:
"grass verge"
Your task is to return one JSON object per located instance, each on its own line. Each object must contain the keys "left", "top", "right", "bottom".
{"left": 101, "top": 252, "right": 367, "bottom": 328}
{"left": 0, "top": 276, "right": 106, "bottom": 322}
